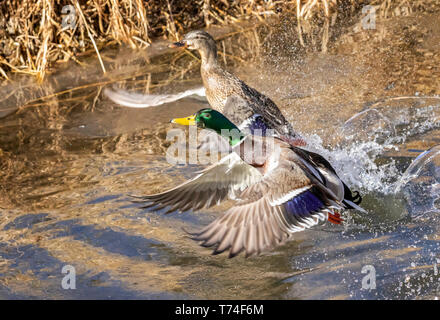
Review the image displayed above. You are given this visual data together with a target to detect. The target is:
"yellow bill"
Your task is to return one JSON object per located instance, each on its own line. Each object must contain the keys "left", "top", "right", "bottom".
{"left": 171, "top": 114, "right": 196, "bottom": 126}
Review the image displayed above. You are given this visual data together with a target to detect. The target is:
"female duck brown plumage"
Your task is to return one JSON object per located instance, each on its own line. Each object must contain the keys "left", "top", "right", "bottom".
{"left": 169, "top": 30, "right": 305, "bottom": 146}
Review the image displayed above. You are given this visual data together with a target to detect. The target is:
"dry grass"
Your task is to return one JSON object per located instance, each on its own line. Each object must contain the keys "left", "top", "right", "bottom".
{"left": 0, "top": 0, "right": 437, "bottom": 81}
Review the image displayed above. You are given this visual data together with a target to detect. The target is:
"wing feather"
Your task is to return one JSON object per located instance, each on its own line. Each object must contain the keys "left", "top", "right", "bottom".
{"left": 132, "top": 153, "right": 263, "bottom": 213}
{"left": 188, "top": 145, "right": 351, "bottom": 257}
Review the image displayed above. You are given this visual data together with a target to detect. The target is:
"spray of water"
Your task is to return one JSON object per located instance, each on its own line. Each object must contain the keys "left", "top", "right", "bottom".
{"left": 302, "top": 97, "right": 440, "bottom": 218}
{"left": 104, "top": 86, "right": 206, "bottom": 108}
{"left": 304, "top": 134, "right": 399, "bottom": 194}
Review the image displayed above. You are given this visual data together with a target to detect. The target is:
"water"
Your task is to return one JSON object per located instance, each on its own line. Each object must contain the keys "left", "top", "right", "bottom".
{"left": 1, "top": 14, "right": 440, "bottom": 299}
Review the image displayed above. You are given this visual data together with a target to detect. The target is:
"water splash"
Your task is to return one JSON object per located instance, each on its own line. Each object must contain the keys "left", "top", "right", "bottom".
{"left": 396, "top": 145, "right": 440, "bottom": 218}
{"left": 397, "top": 145, "right": 440, "bottom": 191}
{"left": 304, "top": 133, "right": 399, "bottom": 194}
{"left": 342, "top": 108, "right": 396, "bottom": 144}
{"left": 104, "top": 86, "right": 206, "bottom": 108}
{"left": 301, "top": 97, "right": 440, "bottom": 220}
{"left": 304, "top": 97, "right": 440, "bottom": 195}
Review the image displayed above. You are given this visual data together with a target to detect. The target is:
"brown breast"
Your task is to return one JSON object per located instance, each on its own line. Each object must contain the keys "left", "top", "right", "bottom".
{"left": 201, "top": 66, "right": 238, "bottom": 112}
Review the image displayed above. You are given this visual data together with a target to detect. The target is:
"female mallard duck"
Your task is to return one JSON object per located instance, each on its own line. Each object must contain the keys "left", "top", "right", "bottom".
{"left": 169, "top": 30, "right": 305, "bottom": 146}
{"left": 134, "top": 108, "right": 365, "bottom": 258}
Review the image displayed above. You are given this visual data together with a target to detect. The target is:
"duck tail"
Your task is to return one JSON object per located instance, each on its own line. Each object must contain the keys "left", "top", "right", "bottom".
{"left": 348, "top": 190, "right": 362, "bottom": 205}
{"left": 343, "top": 183, "right": 362, "bottom": 204}
{"left": 342, "top": 183, "right": 367, "bottom": 213}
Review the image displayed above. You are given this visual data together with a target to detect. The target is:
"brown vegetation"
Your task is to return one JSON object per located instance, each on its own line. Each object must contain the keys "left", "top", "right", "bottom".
{"left": 0, "top": 0, "right": 436, "bottom": 81}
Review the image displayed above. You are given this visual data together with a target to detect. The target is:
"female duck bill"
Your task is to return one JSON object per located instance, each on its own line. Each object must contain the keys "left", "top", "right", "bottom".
{"left": 168, "top": 41, "right": 187, "bottom": 49}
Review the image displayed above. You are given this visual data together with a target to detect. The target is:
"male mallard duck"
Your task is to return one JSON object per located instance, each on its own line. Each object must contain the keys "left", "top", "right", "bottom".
{"left": 169, "top": 30, "right": 305, "bottom": 146}
{"left": 134, "top": 108, "right": 365, "bottom": 258}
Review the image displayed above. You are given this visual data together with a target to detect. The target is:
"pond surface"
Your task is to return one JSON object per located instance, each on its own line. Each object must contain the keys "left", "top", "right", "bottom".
{"left": 1, "top": 12, "right": 440, "bottom": 299}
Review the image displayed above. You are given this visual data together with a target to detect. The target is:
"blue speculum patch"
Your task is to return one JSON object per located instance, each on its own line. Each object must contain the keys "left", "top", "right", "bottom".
{"left": 285, "top": 190, "right": 324, "bottom": 217}
{"left": 248, "top": 116, "right": 269, "bottom": 135}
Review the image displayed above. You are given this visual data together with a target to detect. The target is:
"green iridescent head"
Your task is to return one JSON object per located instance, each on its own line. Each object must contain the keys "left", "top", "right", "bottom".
{"left": 171, "top": 108, "right": 243, "bottom": 146}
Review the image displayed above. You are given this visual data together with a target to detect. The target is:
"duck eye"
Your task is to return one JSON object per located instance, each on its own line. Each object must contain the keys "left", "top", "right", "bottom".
{"left": 204, "top": 114, "right": 211, "bottom": 118}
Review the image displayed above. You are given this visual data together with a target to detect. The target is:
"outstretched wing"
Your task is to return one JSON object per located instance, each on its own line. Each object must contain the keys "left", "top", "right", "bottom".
{"left": 132, "top": 153, "right": 263, "bottom": 213}
{"left": 189, "top": 146, "right": 347, "bottom": 257}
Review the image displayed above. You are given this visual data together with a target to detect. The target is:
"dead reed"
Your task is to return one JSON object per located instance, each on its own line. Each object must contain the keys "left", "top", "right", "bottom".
{"left": 0, "top": 0, "right": 436, "bottom": 81}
